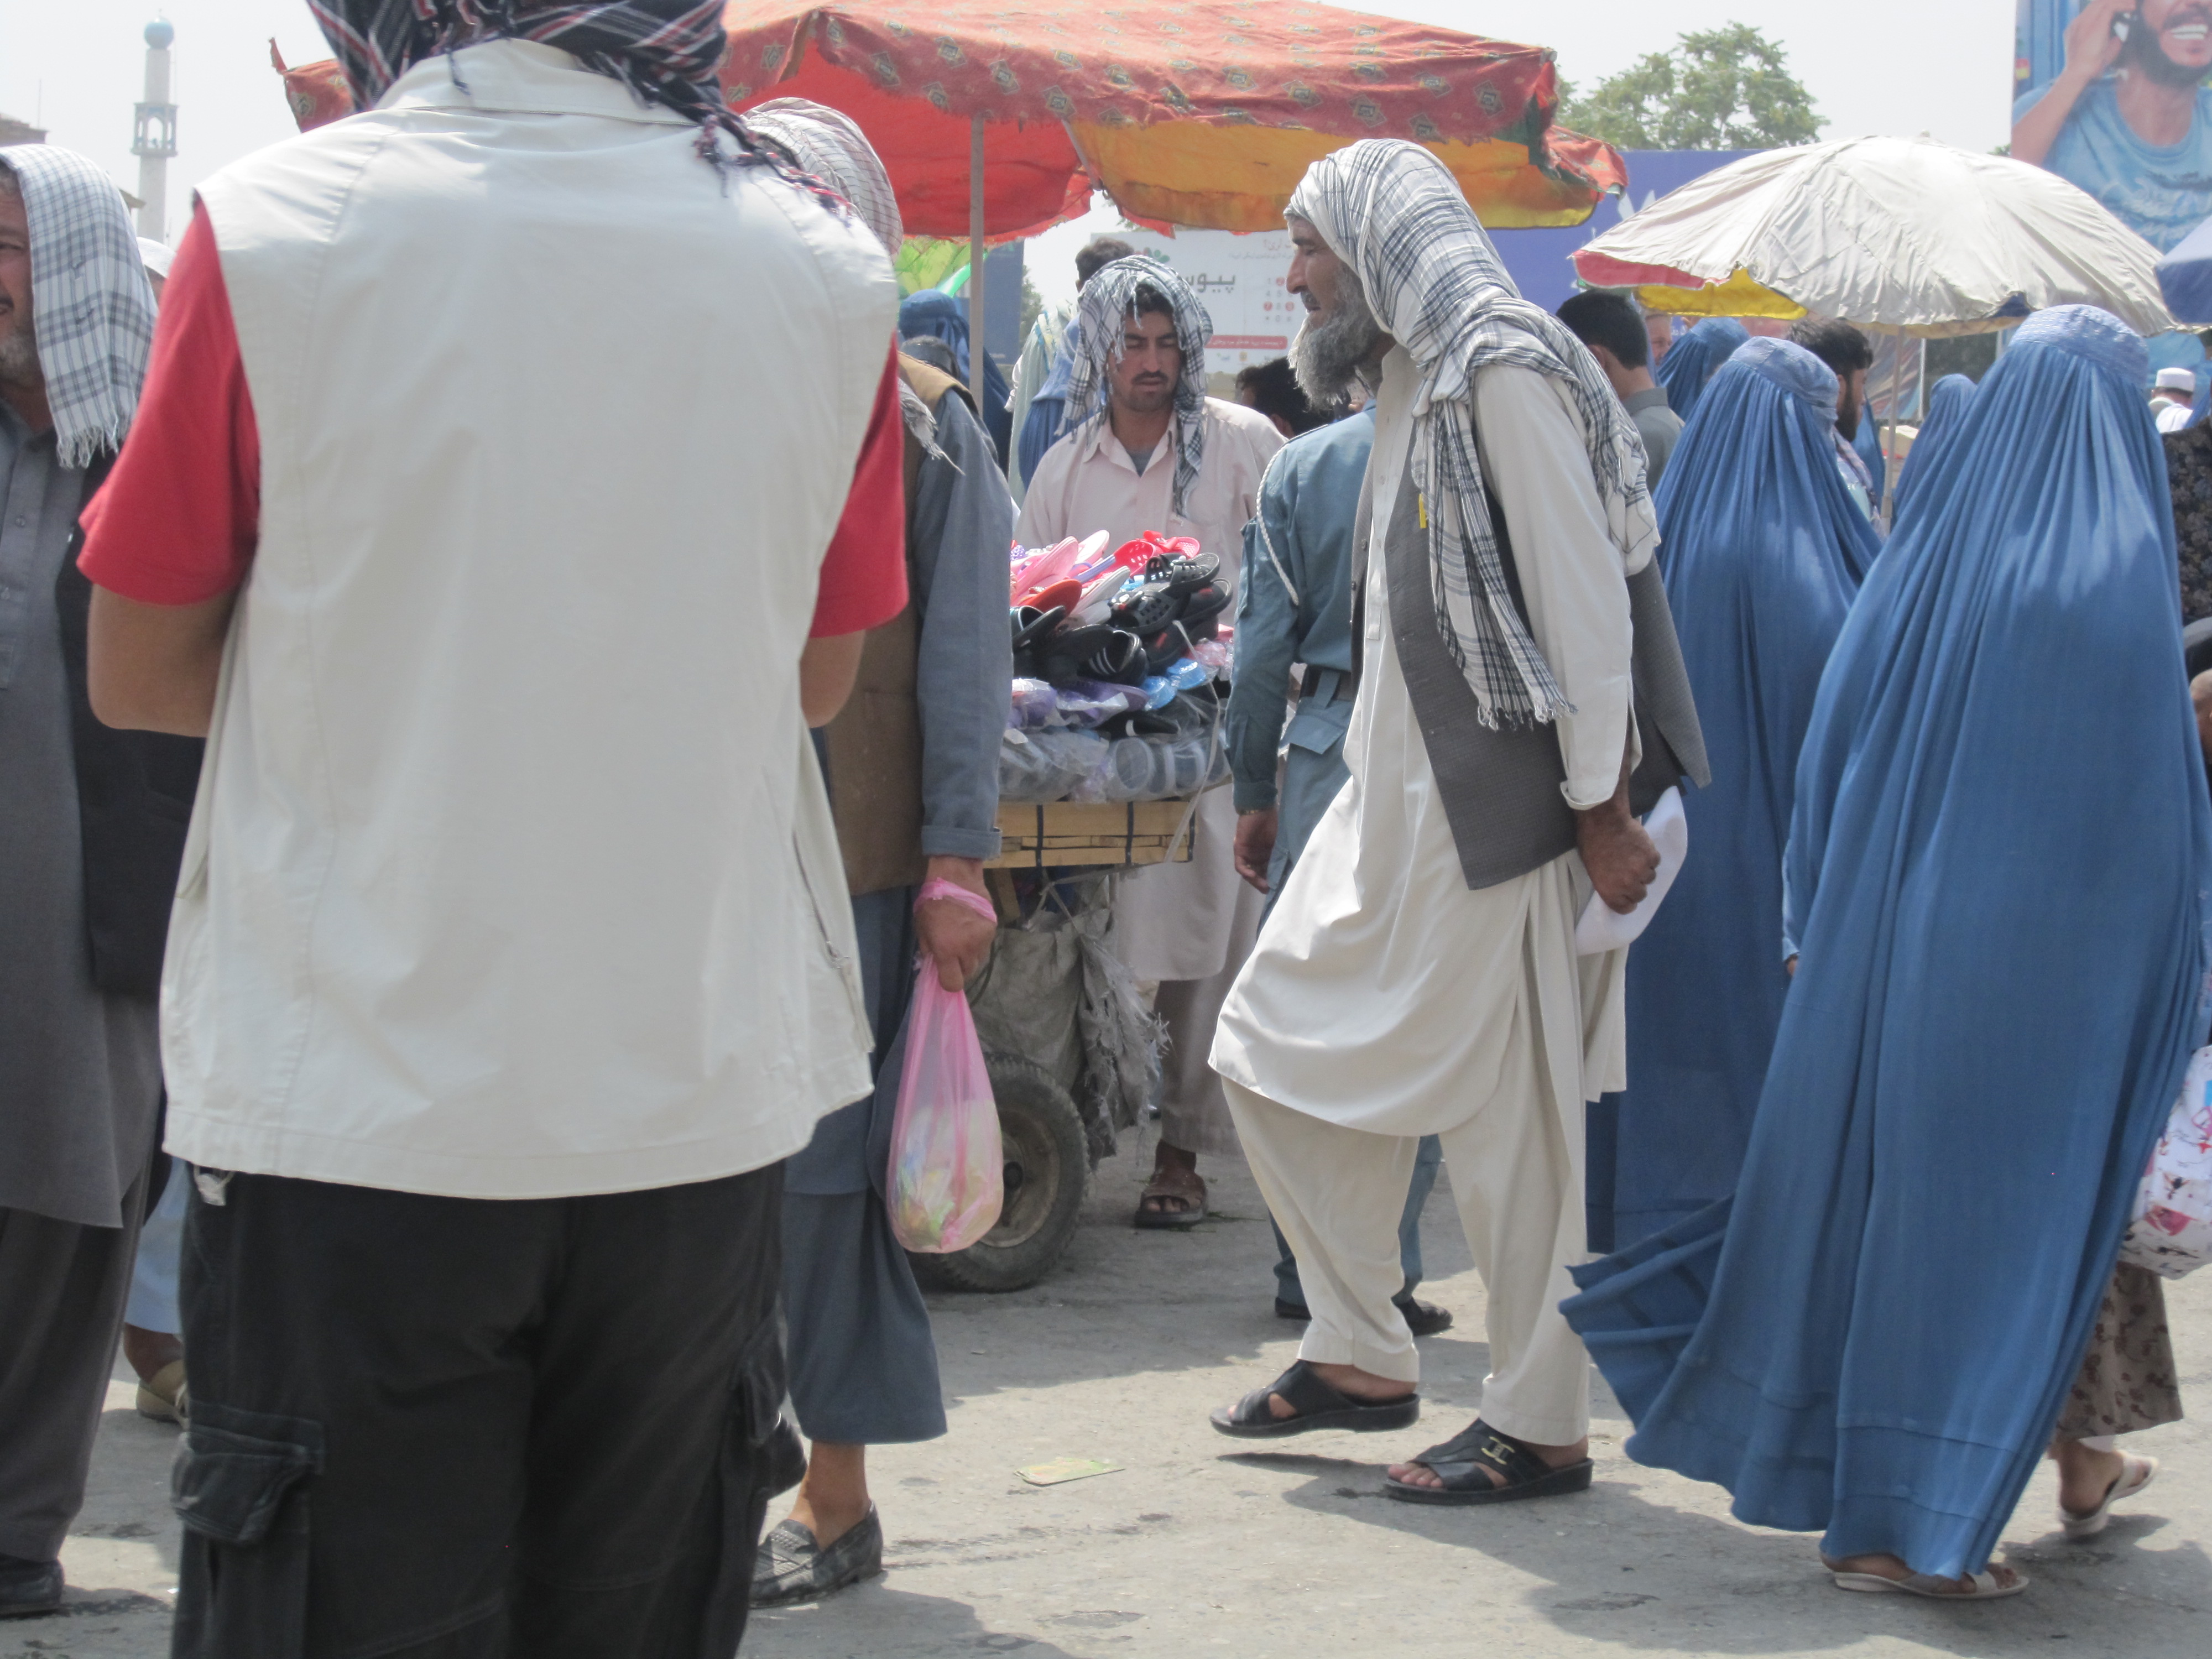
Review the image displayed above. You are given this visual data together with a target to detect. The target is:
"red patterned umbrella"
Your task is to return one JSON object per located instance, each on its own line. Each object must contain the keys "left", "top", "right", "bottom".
{"left": 719, "top": 1, "right": 1623, "bottom": 238}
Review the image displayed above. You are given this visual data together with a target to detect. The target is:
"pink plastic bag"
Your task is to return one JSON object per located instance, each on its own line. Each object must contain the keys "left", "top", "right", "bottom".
{"left": 887, "top": 882, "right": 1003, "bottom": 1253}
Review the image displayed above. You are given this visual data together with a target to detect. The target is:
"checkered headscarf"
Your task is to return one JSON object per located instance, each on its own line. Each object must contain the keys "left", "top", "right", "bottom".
{"left": 1065, "top": 257, "right": 1212, "bottom": 520}
{"left": 1288, "top": 141, "right": 1660, "bottom": 729}
{"left": 308, "top": 1, "right": 791, "bottom": 173}
{"left": 0, "top": 145, "right": 155, "bottom": 469}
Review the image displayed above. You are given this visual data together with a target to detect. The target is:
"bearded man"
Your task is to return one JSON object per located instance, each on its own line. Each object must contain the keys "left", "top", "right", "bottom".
{"left": 2015, "top": 0, "right": 2212, "bottom": 251}
{"left": 1206, "top": 141, "right": 1705, "bottom": 1504}
{"left": 1017, "top": 257, "right": 1282, "bottom": 1227}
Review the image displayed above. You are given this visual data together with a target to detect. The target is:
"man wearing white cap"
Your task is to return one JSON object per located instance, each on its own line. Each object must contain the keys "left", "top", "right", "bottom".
{"left": 2153, "top": 365, "right": 2197, "bottom": 432}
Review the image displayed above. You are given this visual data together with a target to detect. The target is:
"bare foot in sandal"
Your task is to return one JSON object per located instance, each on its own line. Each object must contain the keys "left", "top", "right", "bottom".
{"left": 1387, "top": 1421, "right": 1588, "bottom": 1498}
{"left": 1134, "top": 1141, "right": 1207, "bottom": 1228}
{"left": 1823, "top": 1552, "right": 2026, "bottom": 1598}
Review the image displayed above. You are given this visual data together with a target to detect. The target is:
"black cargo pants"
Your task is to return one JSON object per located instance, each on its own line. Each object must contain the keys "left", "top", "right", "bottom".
{"left": 170, "top": 1164, "right": 799, "bottom": 1659}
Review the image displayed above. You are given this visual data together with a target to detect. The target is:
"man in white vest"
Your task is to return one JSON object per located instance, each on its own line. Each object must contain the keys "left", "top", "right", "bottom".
{"left": 76, "top": 5, "right": 902, "bottom": 1653}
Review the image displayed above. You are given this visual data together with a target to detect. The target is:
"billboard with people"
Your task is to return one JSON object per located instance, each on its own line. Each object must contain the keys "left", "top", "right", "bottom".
{"left": 2014, "top": 0, "right": 2212, "bottom": 252}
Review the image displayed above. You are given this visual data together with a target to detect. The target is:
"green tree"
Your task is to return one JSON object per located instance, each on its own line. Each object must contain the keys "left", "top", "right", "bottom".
{"left": 1561, "top": 23, "right": 1823, "bottom": 151}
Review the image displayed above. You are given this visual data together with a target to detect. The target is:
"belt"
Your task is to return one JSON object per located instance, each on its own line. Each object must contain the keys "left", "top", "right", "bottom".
{"left": 1297, "top": 665, "right": 1354, "bottom": 707}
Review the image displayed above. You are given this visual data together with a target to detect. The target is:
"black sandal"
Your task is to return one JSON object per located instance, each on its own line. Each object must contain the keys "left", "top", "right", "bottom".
{"left": 1210, "top": 1361, "right": 1420, "bottom": 1439}
{"left": 1383, "top": 1417, "right": 1593, "bottom": 1505}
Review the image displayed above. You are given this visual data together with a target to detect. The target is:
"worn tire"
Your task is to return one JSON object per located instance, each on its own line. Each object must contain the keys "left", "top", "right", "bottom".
{"left": 912, "top": 1052, "right": 1088, "bottom": 1293}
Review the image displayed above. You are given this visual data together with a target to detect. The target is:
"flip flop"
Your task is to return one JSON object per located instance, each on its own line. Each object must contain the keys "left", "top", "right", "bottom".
{"left": 2060, "top": 1453, "right": 2158, "bottom": 1540}
{"left": 1383, "top": 1417, "right": 1593, "bottom": 1505}
{"left": 1211, "top": 1360, "right": 1421, "bottom": 1439}
{"left": 1825, "top": 1565, "right": 2027, "bottom": 1600}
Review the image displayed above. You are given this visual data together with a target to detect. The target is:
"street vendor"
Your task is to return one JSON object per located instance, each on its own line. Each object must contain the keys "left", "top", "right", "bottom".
{"left": 740, "top": 101, "right": 1014, "bottom": 1610}
{"left": 1017, "top": 257, "right": 1283, "bottom": 1227}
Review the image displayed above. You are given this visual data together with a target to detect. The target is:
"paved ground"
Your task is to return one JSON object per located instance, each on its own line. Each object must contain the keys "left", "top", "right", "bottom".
{"left": 29, "top": 1134, "right": 2211, "bottom": 1658}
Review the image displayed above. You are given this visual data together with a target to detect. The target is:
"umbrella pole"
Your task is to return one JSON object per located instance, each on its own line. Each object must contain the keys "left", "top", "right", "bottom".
{"left": 968, "top": 113, "right": 987, "bottom": 411}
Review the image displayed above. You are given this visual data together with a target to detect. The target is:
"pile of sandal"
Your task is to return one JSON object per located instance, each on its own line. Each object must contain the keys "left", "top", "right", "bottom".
{"left": 1000, "top": 531, "right": 1235, "bottom": 805}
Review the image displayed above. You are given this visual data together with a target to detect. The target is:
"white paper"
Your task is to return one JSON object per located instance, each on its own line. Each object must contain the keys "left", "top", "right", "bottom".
{"left": 1575, "top": 786, "right": 1687, "bottom": 956}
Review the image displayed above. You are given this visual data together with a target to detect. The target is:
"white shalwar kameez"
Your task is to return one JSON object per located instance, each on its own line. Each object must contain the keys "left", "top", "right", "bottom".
{"left": 1211, "top": 345, "right": 1641, "bottom": 1446}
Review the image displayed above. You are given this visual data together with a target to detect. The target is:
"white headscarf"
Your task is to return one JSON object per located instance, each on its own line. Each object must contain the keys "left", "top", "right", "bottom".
{"left": 0, "top": 145, "right": 156, "bottom": 468}
{"left": 1287, "top": 140, "right": 1658, "bottom": 728}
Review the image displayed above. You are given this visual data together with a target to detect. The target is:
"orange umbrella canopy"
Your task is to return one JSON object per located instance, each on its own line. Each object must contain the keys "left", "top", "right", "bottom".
{"left": 723, "top": 1, "right": 1623, "bottom": 236}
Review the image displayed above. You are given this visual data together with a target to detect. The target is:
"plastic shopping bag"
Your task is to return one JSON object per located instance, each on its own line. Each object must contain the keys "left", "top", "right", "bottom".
{"left": 2120, "top": 1045, "right": 2212, "bottom": 1279}
{"left": 887, "top": 881, "right": 1004, "bottom": 1253}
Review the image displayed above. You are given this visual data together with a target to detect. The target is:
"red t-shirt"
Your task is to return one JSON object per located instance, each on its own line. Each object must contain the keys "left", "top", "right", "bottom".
{"left": 80, "top": 205, "right": 907, "bottom": 637}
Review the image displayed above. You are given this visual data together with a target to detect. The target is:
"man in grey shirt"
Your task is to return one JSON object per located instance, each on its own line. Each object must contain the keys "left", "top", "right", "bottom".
{"left": 1559, "top": 290, "right": 1686, "bottom": 488}
{"left": 0, "top": 145, "right": 182, "bottom": 1621}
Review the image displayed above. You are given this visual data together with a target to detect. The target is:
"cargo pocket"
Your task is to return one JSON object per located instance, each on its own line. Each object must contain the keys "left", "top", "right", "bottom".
{"left": 170, "top": 1400, "right": 324, "bottom": 1659}
{"left": 691, "top": 1313, "right": 805, "bottom": 1658}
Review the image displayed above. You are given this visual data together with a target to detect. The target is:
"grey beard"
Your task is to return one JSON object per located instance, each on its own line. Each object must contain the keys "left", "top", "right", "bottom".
{"left": 1291, "top": 271, "right": 1384, "bottom": 405}
{"left": 0, "top": 324, "right": 38, "bottom": 390}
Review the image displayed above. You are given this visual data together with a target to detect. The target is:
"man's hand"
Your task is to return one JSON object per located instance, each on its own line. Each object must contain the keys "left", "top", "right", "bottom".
{"left": 915, "top": 856, "right": 995, "bottom": 991}
{"left": 1574, "top": 789, "right": 1658, "bottom": 916}
{"left": 1233, "top": 807, "right": 1279, "bottom": 893}
{"left": 2062, "top": 0, "right": 2134, "bottom": 85}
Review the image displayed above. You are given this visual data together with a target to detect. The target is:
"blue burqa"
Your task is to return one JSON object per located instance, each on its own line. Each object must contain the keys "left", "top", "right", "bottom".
{"left": 1598, "top": 341, "right": 1880, "bottom": 1251}
{"left": 1653, "top": 316, "right": 1750, "bottom": 427}
{"left": 1890, "top": 373, "right": 1977, "bottom": 522}
{"left": 899, "top": 289, "right": 1013, "bottom": 461}
{"left": 1563, "top": 306, "right": 2212, "bottom": 1580}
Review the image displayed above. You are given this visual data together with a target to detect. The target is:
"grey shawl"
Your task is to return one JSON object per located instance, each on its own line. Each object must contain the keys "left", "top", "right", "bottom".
{"left": 1062, "top": 256, "right": 1212, "bottom": 518}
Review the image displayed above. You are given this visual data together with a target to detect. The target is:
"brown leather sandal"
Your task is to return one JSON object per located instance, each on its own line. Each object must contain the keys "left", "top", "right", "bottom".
{"left": 1133, "top": 1165, "right": 1208, "bottom": 1229}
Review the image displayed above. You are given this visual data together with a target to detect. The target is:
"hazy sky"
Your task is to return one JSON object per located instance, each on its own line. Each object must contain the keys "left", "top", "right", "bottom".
{"left": 2, "top": 0, "right": 2013, "bottom": 284}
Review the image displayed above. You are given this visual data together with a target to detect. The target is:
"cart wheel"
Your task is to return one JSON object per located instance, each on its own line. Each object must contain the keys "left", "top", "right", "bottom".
{"left": 913, "top": 1053, "right": 1088, "bottom": 1293}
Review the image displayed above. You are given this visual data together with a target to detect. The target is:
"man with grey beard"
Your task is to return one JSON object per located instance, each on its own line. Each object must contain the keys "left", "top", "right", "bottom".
{"left": 1206, "top": 142, "right": 1704, "bottom": 1506}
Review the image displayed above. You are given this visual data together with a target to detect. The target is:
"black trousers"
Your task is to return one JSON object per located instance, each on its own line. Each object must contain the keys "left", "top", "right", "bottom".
{"left": 172, "top": 1164, "right": 795, "bottom": 1659}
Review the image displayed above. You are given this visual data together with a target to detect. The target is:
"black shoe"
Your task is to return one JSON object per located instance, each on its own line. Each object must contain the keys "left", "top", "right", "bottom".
{"left": 1396, "top": 1297, "right": 1454, "bottom": 1337}
{"left": 1274, "top": 1297, "right": 1311, "bottom": 1322}
{"left": 0, "top": 1555, "right": 62, "bottom": 1619}
{"left": 750, "top": 1507, "right": 884, "bottom": 1607}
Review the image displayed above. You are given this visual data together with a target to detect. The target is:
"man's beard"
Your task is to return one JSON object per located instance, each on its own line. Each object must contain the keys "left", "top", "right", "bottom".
{"left": 2126, "top": 12, "right": 2212, "bottom": 89}
{"left": 1291, "top": 269, "right": 1384, "bottom": 405}
{"left": 1836, "top": 387, "right": 1861, "bottom": 444}
{"left": 0, "top": 319, "right": 38, "bottom": 389}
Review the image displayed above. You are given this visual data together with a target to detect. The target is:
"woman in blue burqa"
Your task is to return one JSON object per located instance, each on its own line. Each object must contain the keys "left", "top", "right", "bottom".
{"left": 1652, "top": 315, "right": 1749, "bottom": 426}
{"left": 899, "top": 288, "right": 1012, "bottom": 463}
{"left": 1585, "top": 340, "right": 1880, "bottom": 1254}
{"left": 1888, "top": 372, "right": 1977, "bottom": 525}
{"left": 1564, "top": 305, "right": 2209, "bottom": 1599}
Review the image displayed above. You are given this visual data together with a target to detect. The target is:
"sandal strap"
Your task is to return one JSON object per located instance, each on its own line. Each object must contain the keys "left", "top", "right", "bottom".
{"left": 1412, "top": 1418, "right": 1548, "bottom": 1487}
{"left": 1228, "top": 1361, "right": 1353, "bottom": 1427}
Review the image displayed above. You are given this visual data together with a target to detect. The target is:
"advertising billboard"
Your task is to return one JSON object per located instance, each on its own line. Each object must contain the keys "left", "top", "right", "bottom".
{"left": 2013, "top": 0, "right": 2212, "bottom": 252}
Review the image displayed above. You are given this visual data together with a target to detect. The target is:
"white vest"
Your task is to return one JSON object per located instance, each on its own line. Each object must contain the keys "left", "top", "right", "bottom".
{"left": 166, "top": 41, "right": 888, "bottom": 1197}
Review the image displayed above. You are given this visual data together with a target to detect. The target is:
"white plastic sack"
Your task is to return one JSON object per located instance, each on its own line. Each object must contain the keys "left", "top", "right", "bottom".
{"left": 2120, "top": 1045, "right": 2212, "bottom": 1279}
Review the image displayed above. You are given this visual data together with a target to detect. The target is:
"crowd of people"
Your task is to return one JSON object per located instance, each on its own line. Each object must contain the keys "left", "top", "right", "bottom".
{"left": 0, "top": 0, "right": 2200, "bottom": 1649}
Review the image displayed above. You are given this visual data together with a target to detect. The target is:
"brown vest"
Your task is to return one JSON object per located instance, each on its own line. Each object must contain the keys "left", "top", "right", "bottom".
{"left": 823, "top": 353, "right": 975, "bottom": 896}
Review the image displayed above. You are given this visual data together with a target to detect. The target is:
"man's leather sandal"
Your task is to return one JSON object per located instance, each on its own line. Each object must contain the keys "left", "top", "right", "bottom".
{"left": 1210, "top": 1360, "right": 1420, "bottom": 1439}
{"left": 1383, "top": 1417, "right": 1593, "bottom": 1505}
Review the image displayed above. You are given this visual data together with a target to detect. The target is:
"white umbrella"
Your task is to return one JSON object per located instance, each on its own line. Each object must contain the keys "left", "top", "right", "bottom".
{"left": 1572, "top": 134, "right": 2173, "bottom": 340}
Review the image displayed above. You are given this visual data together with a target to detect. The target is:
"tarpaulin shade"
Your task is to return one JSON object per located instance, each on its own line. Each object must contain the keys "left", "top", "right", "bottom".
{"left": 269, "top": 4, "right": 1626, "bottom": 237}
{"left": 719, "top": 1, "right": 1625, "bottom": 235}
{"left": 1574, "top": 135, "right": 2172, "bottom": 338}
